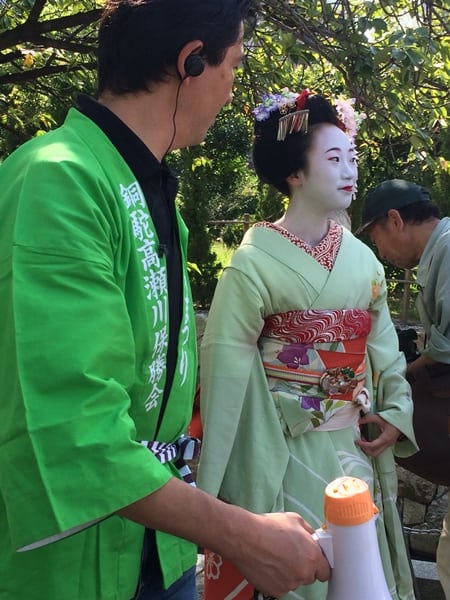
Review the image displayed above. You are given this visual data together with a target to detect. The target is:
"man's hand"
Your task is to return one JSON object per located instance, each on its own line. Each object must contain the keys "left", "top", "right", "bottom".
{"left": 232, "top": 511, "right": 330, "bottom": 597}
{"left": 356, "top": 414, "right": 401, "bottom": 457}
{"left": 118, "top": 478, "right": 329, "bottom": 598}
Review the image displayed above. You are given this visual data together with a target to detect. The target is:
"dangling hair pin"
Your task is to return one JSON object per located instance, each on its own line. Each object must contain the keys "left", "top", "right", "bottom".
{"left": 253, "top": 87, "right": 312, "bottom": 142}
{"left": 277, "top": 109, "right": 309, "bottom": 141}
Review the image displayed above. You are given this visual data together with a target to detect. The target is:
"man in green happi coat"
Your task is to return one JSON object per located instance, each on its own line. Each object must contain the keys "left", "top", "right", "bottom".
{"left": 0, "top": 1, "right": 330, "bottom": 599}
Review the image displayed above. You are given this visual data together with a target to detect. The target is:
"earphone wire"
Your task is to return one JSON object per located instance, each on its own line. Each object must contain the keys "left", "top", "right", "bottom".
{"left": 161, "top": 76, "right": 184, "bottom": 162}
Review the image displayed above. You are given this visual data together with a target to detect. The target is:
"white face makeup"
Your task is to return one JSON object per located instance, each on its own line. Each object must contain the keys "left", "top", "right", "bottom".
{"left": 298, "top": 123, "right": 358, "bottom": 215}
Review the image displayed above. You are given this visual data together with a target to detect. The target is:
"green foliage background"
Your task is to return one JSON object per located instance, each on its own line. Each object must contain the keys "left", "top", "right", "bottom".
{"left": 1, "top": 0, "right": 449, "bottom": 308}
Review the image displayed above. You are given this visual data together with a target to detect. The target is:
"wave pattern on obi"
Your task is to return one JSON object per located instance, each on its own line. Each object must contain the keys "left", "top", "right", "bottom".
{"left": 259, "top": 309, "right": 372, "bottom": 435}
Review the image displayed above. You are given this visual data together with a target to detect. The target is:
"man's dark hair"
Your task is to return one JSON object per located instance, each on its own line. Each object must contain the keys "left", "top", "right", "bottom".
{"left": 394, "top": 200, "right": 440, "bottom": 223}
{"left": 97, "top": 0, "right": 252, "bottom": 94}
{"left": 374, "top": 201, "right": 440, "bottom": 230}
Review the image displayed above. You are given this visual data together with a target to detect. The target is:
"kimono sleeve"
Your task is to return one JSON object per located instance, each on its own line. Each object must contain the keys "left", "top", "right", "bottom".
{"left": 197, "top": 262, "right": 289, "bottom": 512}
{"left": 366, "top": 263, "right": 418, "bottom": 458}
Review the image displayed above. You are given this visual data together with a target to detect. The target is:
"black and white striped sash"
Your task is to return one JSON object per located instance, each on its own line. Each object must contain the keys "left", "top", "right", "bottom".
{"left": 140, "top": 435, "right": 201, "bottom": 487}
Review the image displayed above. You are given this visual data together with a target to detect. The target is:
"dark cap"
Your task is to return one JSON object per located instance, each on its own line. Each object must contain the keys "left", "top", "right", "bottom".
{"left": 356, "top": 179, "right": 431, "bottom": 235}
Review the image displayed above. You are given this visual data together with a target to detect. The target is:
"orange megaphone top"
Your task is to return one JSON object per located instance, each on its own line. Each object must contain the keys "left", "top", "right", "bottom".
{"left": 324, "top": 476, "right": 378, "bottom": 527}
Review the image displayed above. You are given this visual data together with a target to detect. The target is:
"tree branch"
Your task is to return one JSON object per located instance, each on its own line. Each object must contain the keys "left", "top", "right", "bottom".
{"left": 0, "top": 9, "right": 102, "bottom": 51}
{"left": 0, "top": 61, "right": 97, "bottom": 85}
{"left": 26, "top": 0, "right": 47, "bottom": 24}
{"left": 25, "top": 34, "right": 97, "bottom": 55}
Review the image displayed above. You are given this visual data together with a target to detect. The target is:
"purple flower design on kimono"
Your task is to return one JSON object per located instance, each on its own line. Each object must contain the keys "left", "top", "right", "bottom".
{"left": 277, "top": 343, "right": 313, "bottom": 368}
{"left": 300, "top": 396, "right": 322, "bottom": 411}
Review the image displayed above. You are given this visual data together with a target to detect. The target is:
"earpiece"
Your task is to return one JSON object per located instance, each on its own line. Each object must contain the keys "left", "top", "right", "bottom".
{"left": 183, "top": 53, "right": 205, "bottom": 78}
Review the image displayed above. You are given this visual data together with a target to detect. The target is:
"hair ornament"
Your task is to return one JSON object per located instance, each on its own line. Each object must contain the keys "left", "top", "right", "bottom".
{"left": 276, "top": 87, "right": 313, "bottom": 141}
{"left": 334, "top": 96, "right": 366, "bottom": 139}
{"left": 295, "top": 88, "right": 312, "bottom": 111}
{"left": 253, "top": 87, "right": 312, "bottom": 142}
{"left": 253, "top": 87, "right": 299, "bottom": 122}
{"left": 277, "top": 109, "right": 309, "bottom": 141}
{"left": 253, "top": 87, "right": 365, "bottom": 142}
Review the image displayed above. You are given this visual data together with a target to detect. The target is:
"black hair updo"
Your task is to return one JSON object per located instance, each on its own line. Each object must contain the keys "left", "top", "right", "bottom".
{"left": 252, "top": 93, "right": 341, "bottom": 197}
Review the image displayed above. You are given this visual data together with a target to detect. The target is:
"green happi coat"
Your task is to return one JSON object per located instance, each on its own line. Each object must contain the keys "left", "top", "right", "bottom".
{"left": 0, "top": 109, "right": 198, "bottom": 599}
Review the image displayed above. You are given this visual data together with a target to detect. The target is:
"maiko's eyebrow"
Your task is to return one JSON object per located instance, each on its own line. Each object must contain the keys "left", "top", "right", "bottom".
{"left": 324, "top": 146, "right": 355, "bottom": 154}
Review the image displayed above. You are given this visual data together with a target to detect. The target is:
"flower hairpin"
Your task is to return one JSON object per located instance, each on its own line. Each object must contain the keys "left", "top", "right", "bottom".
{"left": 253, "top": 87, "right": 311, "bottom": 142}
{"left": 334, "top": 96, "right": 366, "bottom": 139}
{"left": 253, "top": 87, "right": 366, "bottom": 142}
{"left": 253, "top": 88, "right": 299, "bottom": 122}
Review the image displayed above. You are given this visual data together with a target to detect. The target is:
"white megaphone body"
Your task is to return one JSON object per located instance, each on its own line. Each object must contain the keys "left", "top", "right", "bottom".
{"left": 314, "top": 476, "right": 391, "bottom": 600}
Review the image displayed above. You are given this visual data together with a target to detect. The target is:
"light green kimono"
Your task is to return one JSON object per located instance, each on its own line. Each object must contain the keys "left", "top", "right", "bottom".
{"left": 198, "top": 224, "right": 418, "bottom": 600}
{"left": 0, "top": 109, "right": 198, "bottom": 599}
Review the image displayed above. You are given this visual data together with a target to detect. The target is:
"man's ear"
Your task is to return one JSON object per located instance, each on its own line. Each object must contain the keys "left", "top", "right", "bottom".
{"left": 286, "top": 171, "right": 302, "bottom": 187}
{"left": 176, "top": 40, "right": 204, "bottom": 80}
{"left": 387, "top": 208, "right": 405, "bottom": 231}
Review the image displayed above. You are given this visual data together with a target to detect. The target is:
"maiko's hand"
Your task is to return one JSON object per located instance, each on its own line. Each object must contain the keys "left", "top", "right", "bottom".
{"left": 356, "top": 413, "right": 401, "bottom": 457}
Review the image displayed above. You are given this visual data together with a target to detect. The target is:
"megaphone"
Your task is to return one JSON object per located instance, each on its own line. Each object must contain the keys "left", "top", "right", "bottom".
{"left": 314, "top": 475, "right": 391, "bottom": 600}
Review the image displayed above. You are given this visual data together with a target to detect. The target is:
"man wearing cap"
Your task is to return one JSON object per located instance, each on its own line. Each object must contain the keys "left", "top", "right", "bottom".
{"left": 358, "top": 178, "right": 450, "bottom": 600}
